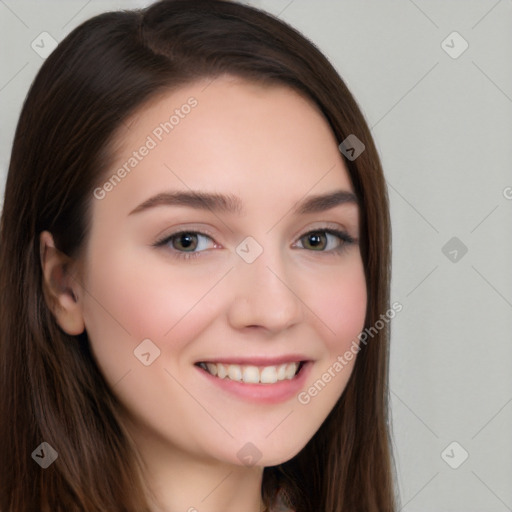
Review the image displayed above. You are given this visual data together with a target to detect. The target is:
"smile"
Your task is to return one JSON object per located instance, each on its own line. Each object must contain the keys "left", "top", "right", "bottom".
{"left": 196, "top": 361, "right": 303, "bottom": 384}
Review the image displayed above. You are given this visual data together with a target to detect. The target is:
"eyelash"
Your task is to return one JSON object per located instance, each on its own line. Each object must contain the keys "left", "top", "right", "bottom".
{"left": 153, "top": 227, "right": 356, "bottom": 261}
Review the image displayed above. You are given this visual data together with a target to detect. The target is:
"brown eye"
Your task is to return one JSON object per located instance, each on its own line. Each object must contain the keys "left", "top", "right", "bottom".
{"left": 153, "top": 231, "right": 217, "bottom": 260}
{"left": 296, "top": 229, "right": 355, "bottom": 253}
{"left": 301, "top": 232, "right": 327, "bottom": 250}
{"left": 171, "top": 232, "right": 198, "bottom": 252}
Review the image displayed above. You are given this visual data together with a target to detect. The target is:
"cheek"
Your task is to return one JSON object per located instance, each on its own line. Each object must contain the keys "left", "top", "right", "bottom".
{"left": 81, "top": 246, "right": 229, "bottom": 372}
{"left": 282, "top": 258, "right": 366, "bottom": 455}
{"left": 308, "top": 257, "right": 367, "bottom": 354}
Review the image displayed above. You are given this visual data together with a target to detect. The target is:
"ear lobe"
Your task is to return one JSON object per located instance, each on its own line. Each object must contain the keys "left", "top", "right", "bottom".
{"left": 39, "top": 230, "right": 85, "bottom": 336}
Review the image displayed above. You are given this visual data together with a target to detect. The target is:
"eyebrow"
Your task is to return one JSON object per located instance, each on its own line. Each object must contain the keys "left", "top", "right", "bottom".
{"left": 128, "top": 189, "right": 358, "bottom": 216}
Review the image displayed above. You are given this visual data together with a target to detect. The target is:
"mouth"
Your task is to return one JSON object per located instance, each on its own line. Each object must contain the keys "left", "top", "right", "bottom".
{"left": 195, "top": 360, "right": 305, "bottom": 384}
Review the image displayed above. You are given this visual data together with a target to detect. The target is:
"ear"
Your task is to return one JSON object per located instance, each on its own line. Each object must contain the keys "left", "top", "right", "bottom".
{"left": 39, "top": 230, "right": 85, "bottom": 336}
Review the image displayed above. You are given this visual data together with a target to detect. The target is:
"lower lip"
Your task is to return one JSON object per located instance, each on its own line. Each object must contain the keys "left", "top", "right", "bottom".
{"left": 196, "top": 362, "right": 313, "bottom": 404}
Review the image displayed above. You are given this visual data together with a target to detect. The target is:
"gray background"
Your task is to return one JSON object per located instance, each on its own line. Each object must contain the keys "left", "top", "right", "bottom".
{"left": 1, "top": 1, "right": 511, "bottom": 510}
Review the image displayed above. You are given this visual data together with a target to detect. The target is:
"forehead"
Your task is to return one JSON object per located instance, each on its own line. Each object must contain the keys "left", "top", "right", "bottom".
{"left": 95, "top": 75, "right": 354, "bottom": 219}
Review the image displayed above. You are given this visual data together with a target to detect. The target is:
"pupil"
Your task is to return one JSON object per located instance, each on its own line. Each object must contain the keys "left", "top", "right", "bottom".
{"left": 178, "top": 233, "right": 196, "bottom": 250}
{"left": 308, "top": 233, "right": 324, "bottom": 249}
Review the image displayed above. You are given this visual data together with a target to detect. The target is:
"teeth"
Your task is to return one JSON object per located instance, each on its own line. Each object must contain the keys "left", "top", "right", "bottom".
{"left": 228, "top": 364, "right": 242, "bottom": 382}
{"left": 217, "top": 363, "right": 228, "bottom": 379}
{"left": 276, "top": 364, "right": 287, "bottom": 380}
{"left": 206, "top": 363, "right": 217, "bottom": 376}
{"left": 260, "top": 366, "right": 278, "bottom": 384}
{"left": 243, "top": 366, "right": 260, "bottom": 384}
{"left": 284, "top": 363, "right": 297, "bottom": 379}
{"left": 199, "top": 361, "right": 300, "bottom": 384}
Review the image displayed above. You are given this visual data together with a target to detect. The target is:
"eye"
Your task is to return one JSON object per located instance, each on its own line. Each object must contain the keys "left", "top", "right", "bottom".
{"left": 153, "top": 231, "right": 217, "bottom": 260}
{"left": 153, "top": 227, "right": 356, "bottom": 262}
{"left": 295, "top": 229, "right": 355, "bottom": 253}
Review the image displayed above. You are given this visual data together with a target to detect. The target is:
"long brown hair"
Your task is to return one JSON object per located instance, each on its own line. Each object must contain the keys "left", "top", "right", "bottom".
{"left": 0, "top": 1, "right": 397, "bottom": 510}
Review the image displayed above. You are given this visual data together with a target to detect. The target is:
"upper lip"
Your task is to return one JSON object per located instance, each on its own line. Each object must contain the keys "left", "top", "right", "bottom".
{"left": 195, "top": 355, "right": 310, "bottom": 366}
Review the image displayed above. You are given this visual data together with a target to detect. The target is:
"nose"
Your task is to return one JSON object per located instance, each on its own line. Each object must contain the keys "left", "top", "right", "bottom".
{"left": 226, "top": 244, "right": 304, "bottom": 334}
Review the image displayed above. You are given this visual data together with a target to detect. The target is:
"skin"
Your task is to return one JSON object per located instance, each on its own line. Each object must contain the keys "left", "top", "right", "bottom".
{"left": 40, "top": 75, "right": 367, "bottom": 512}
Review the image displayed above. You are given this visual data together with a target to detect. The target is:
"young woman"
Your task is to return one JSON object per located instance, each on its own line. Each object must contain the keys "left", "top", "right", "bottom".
{"left": 0, "top": 1, "right": 398, "bottom": 510}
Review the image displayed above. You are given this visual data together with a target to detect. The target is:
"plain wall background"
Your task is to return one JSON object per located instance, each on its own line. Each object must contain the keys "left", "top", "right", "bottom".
{"left": 1, "top": 1, "right": 511, "bottom": 510}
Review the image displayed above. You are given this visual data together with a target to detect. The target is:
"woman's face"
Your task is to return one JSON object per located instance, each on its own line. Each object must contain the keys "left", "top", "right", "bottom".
{"left": 79, "top": 75, "right": 366, "bottom": 467}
